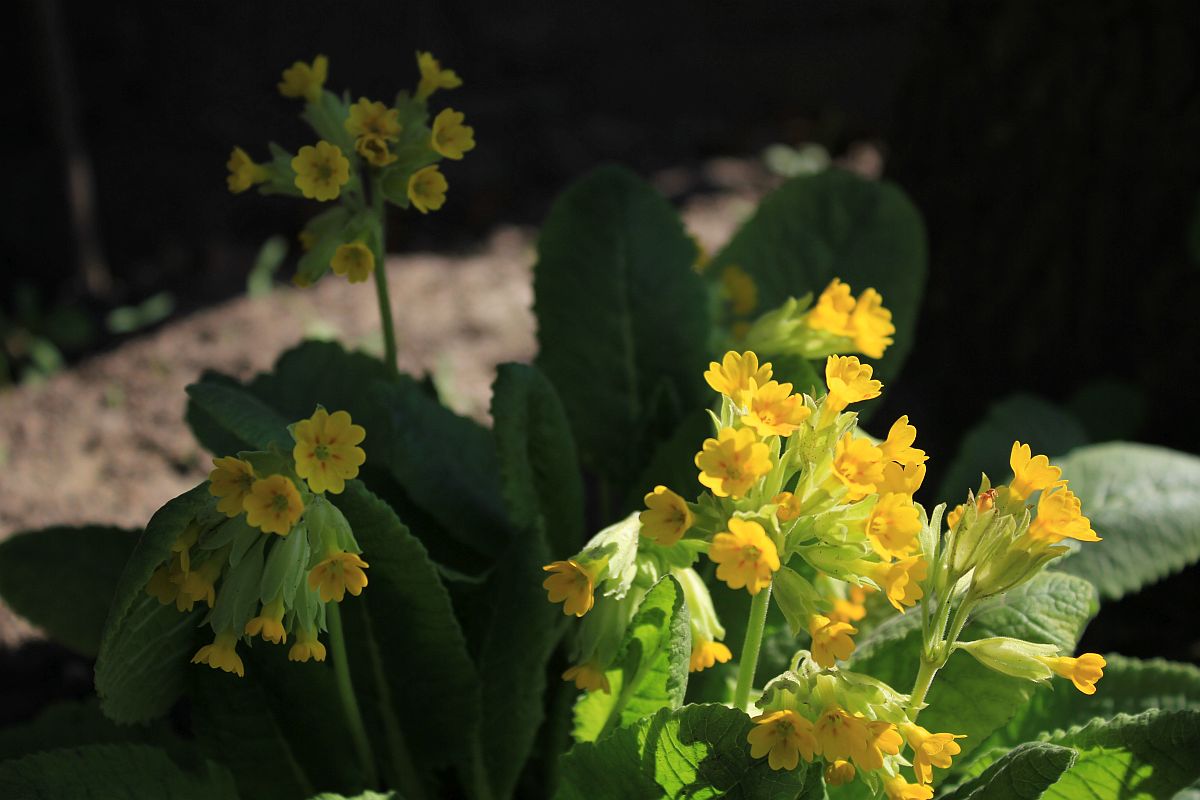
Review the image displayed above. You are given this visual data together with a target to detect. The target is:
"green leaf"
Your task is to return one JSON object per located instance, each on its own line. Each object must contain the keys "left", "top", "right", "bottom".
{"left": 185, "top": 381, "right": 291, "bottom": 452}
{"left": 0, "top": 700, "right": 168, "bottom": 762}
{"left": 490, "top": 362, "right": 585, "bottom": 556}
{"left": 709, "top": 169, "right": 927, "bottom": 382}
{"left": 96, "top": 485, "right": 212, "bottom": 723}
{"left": 533, "top": 165, "right": 711, "bottom": 488}
{"left": 0, "top": 526, "right": 137, "bottom": 657}
{"left": 557, "top": 703, "right": 813, "bottom": 800}
{"left": 0, "top": 744, "right": 237, "bottom": 799}
{"left": 936, "top": 393, "right": 1089, "bottom": 502}
{"left": 850, "top": 572, "right": 1098, "bottom": 762}
{"left": 1054, "top": 442, "right": 1200, "bottom": 600}
{"left": 573, "top": 576, "right": 691, "bottom": 743}
{"left": 626, "top": 409, "right": 710, "bottom": 509}
{"left": 940, "top": 742, "right": 1077, "bottom": 800}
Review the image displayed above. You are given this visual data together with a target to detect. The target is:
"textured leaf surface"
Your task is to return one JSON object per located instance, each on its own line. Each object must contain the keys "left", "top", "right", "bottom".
{"left": 185, "top": 381, "right": 291, "bottom": 451}
{"left": 941, "top": 742, "right": 1077, "bottom": 800}
{"left": 0, "top": 744, "right": 237, "bottom": 799}
{"left": 0, "top": 700, "right": 166, "bottom": 762}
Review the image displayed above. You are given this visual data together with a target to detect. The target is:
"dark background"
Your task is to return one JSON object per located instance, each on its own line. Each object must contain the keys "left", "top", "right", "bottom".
{"left": 3, "top": 0, "right": 1199, "bottom": 679}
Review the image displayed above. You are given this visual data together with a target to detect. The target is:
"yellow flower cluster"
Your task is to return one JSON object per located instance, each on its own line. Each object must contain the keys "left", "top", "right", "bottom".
{"left": 805, "top": 278, "right": 896, "bottom": 359}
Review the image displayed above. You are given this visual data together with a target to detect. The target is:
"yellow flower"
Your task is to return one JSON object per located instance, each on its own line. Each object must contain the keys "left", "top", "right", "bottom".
{"left": 355, "top": 134, "right": 398, "bottom": 167}
{"left": 871, "top": 555, "right": 928, "bottom": 612}
{"left": 330, "top": 242, "right": 376, "bottom": 284}
{"left": 1041, "top": 652, "right": 1106, "bottom": 695}
{"left": 848, "top": 288, "right": 895, "bottom": 359}
{"left": 689, "top": 639, "right": 732, "bottom": 673}
{"left": 1027, "top": 483, "right": 1100, "bottom": 544}
{"left": 345, "top": 98, "right": 402, "bottom": 141}
{"left": 416, "top": 51, "right": 462, "bottom": 101}
{"left": 191, "top": 630, "right": 245, "bottom": 677}
{"left": 747, "top": 710, "right": 817, "bottom": 771}
{"left": 542, "top": 560, "right": 599, "bottom": 617}
{"left": 739, "top": 380, "right": 812, "bottom": 437}
{"left": 832, "top": 434, "right": 886, "bottom": 501}
{"left": 408, "top": 165, "right": 448, "bottom": 214}
{"left": 170, "top": 524, "right": 200, "bottom": 575}
{"left": 431, "top": 108, "right": 476, "bottom": 160}
{"left": 876, "top": 461, "right": 927, "bottom": 496}
{"left": 829, "top": 585, "right": 869, "bottom": 624}
{"left": 858, "top": 720, "right": 904, "bottom": 771}
{"left": 704, "top": 350, "right": 772, "bottom": 398}
{"left": 807, "top": 279, "right": 856, "bottom": 336}
{"left": 814, "top": 706, "right": 869, "bottom": 765}
{"left": 866, "top": 493, "right": 922, "bottom": 559}
{"left": 809, "top": 614, "right": 856, "bottom": 668}
{"left": 174, "top": 554, "right": 224, "bottom": 611}
{"left": 209, "top": 456, "right": 256, "bottom": 517}
{"left": 721, "top": 265, "right": 758, "bottom": 316}
{"left": 293, "top": 408, "right": 367, "bottom": 494}
{"left": 225, "top": 147, "right": 268, "bottom": 194}
{"left": 824, "top": 760, "right": 856, "bottom": 787}
{"left": 278, "top": 55, "right": 328, "bottom": 103}
{"left": 880, "top": 416, "right": 927, "bottom": 466}
{"left": 696, "top": 426, "right": 771, "bottom": 499}
{"left": 824, "top": 356, "right": 882, "bottom": 416}
{"left": 562, "top": 661, "right": 611, "bottom": 693}
{"left": 1009, "top": 441, "right": 1062, "bottom": 501}
{"left": 292, "top": 141, "right": 350, "bottom": 202}
{"left": 289, "top": 627, "right": 327, "bottom": 663}
{"left": 902, "top": 724, "right": 966, "bottom": 784}
{"left": 709, "top": 518, "right": 780, "bottom": 595}
{"left": 884, "top": 775, "right": 934, "bottom": 800}
{"left": 308, "top": 551, "right": 370, "bottom": 603}
{"left": 639, "top": 485, "right": 694, "bottom": 546}
{"left": 773, "top": 491, "right": 802, "bottom": 523}
{"left": 243, "top": 475, "right": 304, "bottom": 535}
{"left": 146, "top": 555, "right": 184, "bottom": 606}
{"left": 244, "top": 596, "right": 287, "bottom": 644}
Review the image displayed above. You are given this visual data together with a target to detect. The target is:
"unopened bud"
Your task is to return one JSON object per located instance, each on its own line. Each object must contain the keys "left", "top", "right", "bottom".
{"left": 957, "top": 637, "right": 1060, "bottom": 682}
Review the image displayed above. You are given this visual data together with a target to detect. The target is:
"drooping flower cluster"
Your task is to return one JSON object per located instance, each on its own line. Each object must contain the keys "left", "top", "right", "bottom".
{"left": 145, "top": 407, "right": 369, "bottom": 677}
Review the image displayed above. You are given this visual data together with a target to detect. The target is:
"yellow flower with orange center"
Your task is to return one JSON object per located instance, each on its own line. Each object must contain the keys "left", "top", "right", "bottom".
{"left": 689, "top": 639, "right": 733, "bottom": 673}
{"left": 1027, "top": 483, "right": 1100, "bottom": 544}
{"left": 709, "top": 518, "right": 780, "bottom": 595}
{"left": 747, "top": 710, "right": 817, "bottom": 771}
{"left": 542, "top": 559, "right": 599, "bottom": 617}
{"left": 278, "top": 55, "right": 328, "bottom": 102}
{"left": 880, "top": 415, "right": 927, "bottom": 466}
{"left": 824, "top": 356, "right": 882, "bottom": 417}
{"left": 832, "top": 433, "right": 885, "bottom": 501}
{"left": 739, "top": 380, "right": 812, "bottom": 437}
{"left": 871, "top": 555, "right": 928, "bottom": 612}
{"left": 773, "top": 491, "right": 802, "bottom": 523}
{"left": 431, "top": 108, "right": 476, "bottom": 160}
{"left": 244, "top": 596, "right": 287, "bottom": 644}
{"left": 292, "top": 141, "right": 350, "bottom": 202}
{"left": 902, "top": 723, "right": 966, "bottom": 784}
{"left": 704, "top": 350, "right": 772, "bottom": 399}
{"left": 244, "top": 475, "right": 304, "bottom": 536}
{"left": 809, "top": 613, "right": 857, "bottom": 668}
{"left": 1008, "top": 441, "right": 1062, "bottom": 501}
{"left": 288, "top": 627, "right": 327, "bottom": 663}
{"left": 415, "top": 51, "right": 462, "bottom": 101}
{"left": 191, "top": 630, "right": 245, "bottom": 677}
{"left": 696, "top": 426, "right": 771, "bottom": 499}
{"left": 639, "top": 485, "right": 694, "bottom": 546}
{"left": 226, "top": 147, "right": 269, "bottom": 194}
{"left": 330, "top": 242, "right": 376, "bottom": 284}
{"left": 308, "top": 551, "right": 370, "bottom": 603}
{"left": 1041, "top": 652, "right": 1106, "bottom": 694}
{"left": 293, "top": 408, "right": 367, "bottom": 494}
{"left": 345, "top": 98, "right": 402, "bottom": 141}
{"left": 209, "top": 456, "right": 256, "bottom": 517}
{"left": 408, "top": 165, "right": 448, "bottom": 214}
{"left": 562, "top": 661, "right": 611, "bottom": 693}
{"left": 866, "top": 492, "right": 922, "bottom": 559}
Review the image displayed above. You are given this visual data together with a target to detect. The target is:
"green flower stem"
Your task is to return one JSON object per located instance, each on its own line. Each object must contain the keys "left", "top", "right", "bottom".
{"left": 326, "top": 602, "right": 380, "bottom": 789}
{"left": 368, "top": 174, "right": 399, "bottom": 375}
{"left": 907, "top": 656, "right": 939, "bottom": 718}
{"left": 733, "top": 584, "right": 773, "bottom": 712}
{"left": 909, "top": 595, "right": 978, "bottom": 719}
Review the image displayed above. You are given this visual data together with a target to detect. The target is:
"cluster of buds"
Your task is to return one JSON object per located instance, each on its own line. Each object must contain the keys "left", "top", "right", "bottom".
{"left": 145, "top": 408, "right": 369, "bottom": 676}
{"left": 225, "top": 52, "right": 475, "bottom": 286}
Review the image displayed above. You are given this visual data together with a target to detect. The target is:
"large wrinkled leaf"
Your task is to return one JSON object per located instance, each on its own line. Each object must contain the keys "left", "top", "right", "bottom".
{"left": 0, "top": 744, "right": 237, "bottom": 799}
{"left": 0, "top": 700, "right": 167, "bottom": 762}
{"left": 940, "top": 742, "right": 1077, "bottom": 800}
{"left": 185, "top": 382, "right": 291, "bottom": 452}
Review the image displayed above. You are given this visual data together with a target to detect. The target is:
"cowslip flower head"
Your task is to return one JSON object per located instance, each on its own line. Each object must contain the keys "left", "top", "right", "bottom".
{"left": 639, "top": 485, "right": 693, "bottom": 546}
{"left": 848, "top": 288, "right": 895, "bottom": 358}
{"left": 293, "top": 408, "right": 367, "bottom": 494}
{"left": 345, "top": 98, "right": 402, "bottom": 140}
{"left": 278, "top": 55, "right": 328, "bottom": 102}
{"left": 903, "top": 723, "right": 966, "bottom": 784}
{"left": 1027, "top": 483, "right": 1099, "bottom": 544}
{"left": 415, "top": 51, "right": 462, "bottom": 101}
{"left": 191, "top": 630, "right": 245, "bottom": 677}
{"left": 832, "top": 433, "right": 886, "bottom": 501}
{"left": 872, "top": 555, "right": 928, "bottom": 612}
{"left": 226, "top": 147, "right": 269, "bottom": 194}
{"left": 880, "top": 415, "right": 927, "bottom": 466}
{"left": 355, "top": 134, "right": 398, "bottom": 167}
{"left": 562, "top": 661, "right": 611, "bottom": 693}
{"left": 824, "top": 356, "right": 882, "bottom": 416}
{"left": 308, "top": 551, "right": 370, "bottom": 603}
{"left": 1008, "top": 441, "right": 1062, "bottom": 500}
{"left": 542, "top": 559, "right": 601, "bottom": 617}
{"left": 884, "top": 775, "right": 934, "bottom": 800}
{"left": 408, "top": 165, "right": 448, "bottom": 214}
{"left": 824, "top": 760, "right": 856, "bottom": 787}
{"left": 696, "top": 426, "right": 771, "bottom": 499}
{"left": 739, "top": 380, "right": 811, "bottom": 437}
{"left": 330, "top": 242, "right": 376, "bottom": 284}
{"left": 245, "top": 596, "right": 287, "bottom": 644}
{"left": 809, "top": 613, "right": 857, "bottom": 668}
{"left": 866, "top": 493, "right": 922, "bottom": 559}
{"left": 431, "top": 108, "right": 476, "bottom": 160}
{"left": 807, "top": 278, "right": 855, "bottom": 335}
{"left": 689, "top": 639, "right": 732, "bottom": 673}
{"left": 747, "top": 710, "right": 817, "bottom": 771}
{"left": 704, "top": 350, "right": 772, "bottom": 399}
{"left": 243, "top": 475, "right": 304, "bottom": 535}
{"left": 1041, "top": 652, "right": 1106, "bottom": 695}
{"left": 209, "top": 456, "right": 256, "bottom": 517}
{"left": 721, "top": 265, "right": 758, "bottom": 316}
{"left": 709, "top": 518, "right": 780, "bottom": 595}
{"left": 289, "top": 628, "right": 327, "bottom": 663}
{"left": 292, "top": 141, "right": 351, "bottom": 201}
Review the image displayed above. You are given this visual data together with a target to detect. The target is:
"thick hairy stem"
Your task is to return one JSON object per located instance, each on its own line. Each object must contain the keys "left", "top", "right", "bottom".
{"left": 733, "top": 585, "right": 773, "bottom": 712}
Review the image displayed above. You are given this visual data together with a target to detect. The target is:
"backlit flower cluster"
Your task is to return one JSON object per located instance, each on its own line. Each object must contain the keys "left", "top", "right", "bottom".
{"left": 735, "top": 278, "right": 896, "bottom": 360}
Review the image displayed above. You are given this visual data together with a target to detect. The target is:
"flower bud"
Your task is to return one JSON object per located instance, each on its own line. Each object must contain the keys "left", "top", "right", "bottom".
{"left": 956, "top": 636, "right": 1060, "bottom": 682}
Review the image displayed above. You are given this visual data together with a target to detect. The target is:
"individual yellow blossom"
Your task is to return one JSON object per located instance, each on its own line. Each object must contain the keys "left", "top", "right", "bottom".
{"left": 431, "top": 108, "right": 476, "bottom": 160}
{"left": 209, "top": 456, "right": 256, "bottom": 517}
{"left": 824, "top": 760, "right": 856, "bottom": 787}
{"left": 146, "top": 555, "right": 184, "bottom": 605}
{"left": 169, "top": 524, "right": 201, "bottom": 575}
{"left": 289, "top": 627, "right": 327, "bottom": 663}
{"left": 807, "top": 278, "right": 856, "bottom": 336}
{"left": 872, "top": 555, "right": 928, "bottom": 612}
{"left": 824, "top": 356, "right": 883, "bottom": 416}
{"left": 355, "top": 134, "right": 398, "bottom": 167}
{"left": 857, "top": 720, "right": 904, "bottom": 771}
{"left": 815, "top": 706, "right": 869, "bottom": 765}
{"left": 1027, "top": 483, "right": 1100, "bottom": 544}
{"left": 709, "top": 518, "right": 780, "bottom": 595}
{"left": 278, "top": 55, "right": 328, "bottom": 103}
{"left": 689, "top": 639, "right": 732, "bottom": 672}
{"left": 292, "top": 141, "right": 351, "bottom": 202}
{"left": 721, "top": 265, "right": 758, "bottom": 316}
{"left": 408, "top": 165, "right": 448, "bottom": 214}
{"left": 225, "top": 147, "right": 269, "bottom": 194}
{"left": 639, "top": 485, "right": 694, "bottom": 546}
{"left": 416, "top": 51, "right": 462, "bottom": 101}
{"left": 866, "top": 493, "right": 922, "bottom": 559}
{"left": 848, "top": 288, "right": 895, "bottom": 358}
{"left": 562, "top": 661, "right": 611, "bottom": 693}
{"left": 773, "top": 491, "right": 802, "bottom": 523}
{"left": 243, "top": 475, "right": 304, "bottom": 535}
{"left": 1041, "top": 652, "right": 1106, "bottom": 695}
{"left": 174, "top": 554, "right": 225, "bottom": 611}
{"left": 832, "top": 434, "right": 886, "bottom": 501}
{"left": 293, "top": 408, "right": 367, "bottom": 494}
{"left": 696, "top": 426, "right": 771, "bottom": 499}
{"left": 330, "top": 242, "right": 376, "bottom": 284}
{"left": 244, "top": 596, "right": 287, "bottom": 644}
{"left": 809, "top": 613, "right": 857, "bottom": 668}
{"left": 880, "top": 415, "right": 927, "bottom": 466}
{"left": 308, "top": 551, "right": 370, "bottom": 603}
{"left": 884, "top": 775, "right": 934, "bottom": 800}
{"left": 876, "top": 461, "right": 927, "bottom": 496}
{"left": 902, "top": 723, "right": 966, "bottom": 784}
{"left": 191, "top": 630, "right": 244, "bottom": 677}
{"left": 747, "top": 710, "right": 817, "bottom": 771}
{"left": 542, "top": 560, "right": 600, "bottom": 617}
{"left": 704, "top": 350, "right": 772, "bottom": 399}
{"left": 739, "top": 380, "right": 812, "bottom": 437}
{"left": 830, "top": 585, "right": 869, "bottom": 624}
{"left": 1009, "top": 441, "right": 1063, "bottom": 501}
{"left": 345, "top": 97, "right": 402, "bottom": 140}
